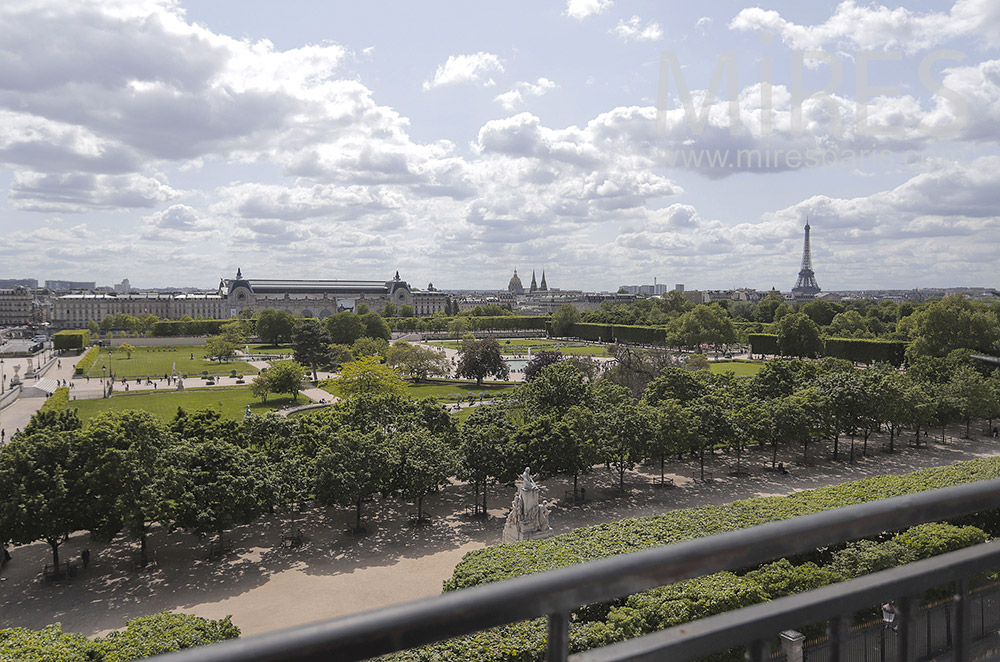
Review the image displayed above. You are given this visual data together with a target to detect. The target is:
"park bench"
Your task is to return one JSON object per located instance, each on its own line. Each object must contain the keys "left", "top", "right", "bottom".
{"left": 208, "top": 538, "right": 233, "bottom": 561}
{"left": 43, "top": 561, "right": 76, "bottom": 582}
{"left": 281, "top": 529, "right": 304, "bottom": 548}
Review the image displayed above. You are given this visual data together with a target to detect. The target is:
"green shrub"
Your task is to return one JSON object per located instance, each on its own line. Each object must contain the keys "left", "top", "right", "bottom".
{"left": 74, "top": 346, "right": 100, "bottom": 375}
{"left": 748, "top": 333, "right": 779, "bottom": 356}
{"left": 38, "top": 387, "right": 69, "bottom": 414}
{"left": 53, "top": 330, "right": 90, "bottom": 351}
{"left": 823, "top": 337, "right": 907, "bottom": 365}
{"left": 0, "top": 625, "right": 98, "bottom": 662}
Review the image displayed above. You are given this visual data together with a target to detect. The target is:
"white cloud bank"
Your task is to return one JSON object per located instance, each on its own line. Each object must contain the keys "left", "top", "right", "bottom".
{"left": 422, "top": 52, "right": 504, "bottom": 90}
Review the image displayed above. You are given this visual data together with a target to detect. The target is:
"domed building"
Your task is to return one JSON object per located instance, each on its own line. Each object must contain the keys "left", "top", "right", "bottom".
{"left": 508, "top": 268, "right": 524, "bottom": 295}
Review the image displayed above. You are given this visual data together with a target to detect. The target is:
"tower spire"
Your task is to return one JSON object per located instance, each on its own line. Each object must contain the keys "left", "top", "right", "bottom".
{"left": 529, "top": 269, "right": 538, "bottom": 293}
{"left": 791, "top": 218, "right": 820, "bottom": 296}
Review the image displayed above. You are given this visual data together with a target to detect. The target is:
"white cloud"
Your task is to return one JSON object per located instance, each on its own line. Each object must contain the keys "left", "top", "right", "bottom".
{"left": 565, "top": 0, "right": 613, "bottom": 20}
{"left": 494, "top": 78, "right": 557, "bottom": 111}
{"left": 422, "top": 52, "right": 504, "bottom": 90}
{"left": 611, "top": 16, "right": 663, "bottom": 42}
{"left": 729, "top": 0, "right": 1000, "bottom": 53}
{"left": 9, "top": 172, "right": 179, "bottom": 213}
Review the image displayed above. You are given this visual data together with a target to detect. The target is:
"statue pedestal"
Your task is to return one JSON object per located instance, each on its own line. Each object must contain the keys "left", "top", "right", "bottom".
{"left": 502, "top": 468, "right": 553, "bottom": 543}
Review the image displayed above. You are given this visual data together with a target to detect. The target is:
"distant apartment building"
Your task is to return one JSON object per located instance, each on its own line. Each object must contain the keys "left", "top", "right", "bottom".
{"left": 0, "top": 278, "right": 38, "bottom": 289}
{"left": 45, "top": 279, "right": 96, "bottom": 291}
{"left": 0, "top": 286, "right": 37, "bottom": 326}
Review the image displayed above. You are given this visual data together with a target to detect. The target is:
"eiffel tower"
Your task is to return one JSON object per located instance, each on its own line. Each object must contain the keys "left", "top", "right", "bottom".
{"left": 792, "top": 220, "right": 821, "bottom": 296}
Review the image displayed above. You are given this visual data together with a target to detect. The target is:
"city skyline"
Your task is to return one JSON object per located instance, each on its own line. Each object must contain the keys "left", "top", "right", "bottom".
{"left": 0, "top": 1, "right": 997, "bottom": 291}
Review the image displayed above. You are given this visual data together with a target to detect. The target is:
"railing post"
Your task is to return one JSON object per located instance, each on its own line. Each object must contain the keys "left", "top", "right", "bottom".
{"left": 829, "top": 615, "right": 848, "bottom": 662}
{"left": 955, "top": 577, "right": 971, "bottom": 661}
{"left": 780, "top": 630, "right": 804, "bottom": 662}
{"left": 898, "top": 596, "right": 918, "bottom": 662}
{"left": 547, "top": 611, "right": 570, "bottom": 662}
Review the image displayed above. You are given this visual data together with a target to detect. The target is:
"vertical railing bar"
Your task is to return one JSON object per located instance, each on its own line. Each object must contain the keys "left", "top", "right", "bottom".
{"left": 829, "top": 615, "right": 847, "bottom": 662}
{"left": 898, "top": 596, "right": 917, "bottom": 662}
{"left": 547, "top": 611, "right": 570, "bottom": 662}
{"left": 745, "top": 638, "right": 767, "bottom": 662}
{"left": 955, "top": 577, "right": 971, "bottom": 661}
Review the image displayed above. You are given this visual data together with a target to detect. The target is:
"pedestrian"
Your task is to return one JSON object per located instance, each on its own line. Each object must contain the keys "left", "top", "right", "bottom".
{"left": 81, "top": 549, "right": 90, "bottom": 568}
{"left": 882, "top": 602, "right": 897, "bottom": 631}
{"left": 994, "top": 427, "right": 999, "bottom": 439}
{"left": 1, "top": 429, "right": 4, "bottom": 442}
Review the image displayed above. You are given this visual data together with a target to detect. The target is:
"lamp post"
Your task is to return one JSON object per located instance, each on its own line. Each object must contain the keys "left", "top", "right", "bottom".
{"left": 102, "top": 365, "right": 106, "bottom": 399}
{"left": 1, "top": 358, "right": 4, "bottom": 395}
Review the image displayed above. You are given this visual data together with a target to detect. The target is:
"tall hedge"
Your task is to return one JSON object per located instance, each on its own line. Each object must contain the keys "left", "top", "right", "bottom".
{"left": 53, "top": 330, "right": 89, "bottom": 350}
{"left": 558, "top": 323, "right": 669, "bottom": 345}
{"left": 823, "top": 337, "right": 907, "bottom": 366}
{"left": 748, "top": 333, "right": 779, "bottom": 356}
{"left": 73, "top": 346, "right": 100, "bottom": 375}
{"left": 151, "top": 318, "right": 252, "bottom": 337}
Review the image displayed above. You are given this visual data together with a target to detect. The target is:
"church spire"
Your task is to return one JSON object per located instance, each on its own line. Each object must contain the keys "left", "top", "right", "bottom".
{"left": 529, "top": 269, "right": 538, "bottom": 293}
{"left": 539, "top": 269, "right": 548, "bottom": 291}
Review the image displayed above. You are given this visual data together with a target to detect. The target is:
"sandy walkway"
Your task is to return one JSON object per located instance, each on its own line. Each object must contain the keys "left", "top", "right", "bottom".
{"left": 1, "top": 426, "right": 998, "bottom": 639}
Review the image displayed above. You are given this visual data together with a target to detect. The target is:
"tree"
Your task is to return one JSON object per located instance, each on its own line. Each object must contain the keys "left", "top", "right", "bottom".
{"left": 456, "top": 338, "right": 510, "bottom": 385}
{"left": 361, "top": 311, "right": 392, "bottom": 341}
{"left": 648, "top": 399, "right": 693, "bottom": 484}
{"left": 0, "top": 431, "right": 86, "bottom": 570}
{"left": 642, "top": 366, "right": 706, "bottom": 406}
{"left": 596, "top": 395, "right": 653, "bottom": 492}
{"left": 800, "top": 298, "right": 843, "bottom": 327}
{"left": 382, "top": 301, "right": 397, "bottom": 317}
{"left": 314, "top": 429, "right": 394, "bottom": 532}
{"left": 394, "top": 429, "right": 455, "bottom": 523}
{"left": 250, "top": 371, "right": 272, "bottom": 403}
{"left": 777, "top": 312, "right": 823, "bottom": 358}
{"left": 447, "top": 317, "right": 469, "bottom": 337}
{"left": 551, "top": 304, "right": 581, "bottom": 337}
{"left": 79, "top": 411, "right": 172, "bottom": 567}
{"left": 943, "top": 365, "right": 992, "bottom": 439}
{"left": 256, "top": 309, "right": 296, "bottom": 345}
{"left": 519, "top": 361, "right": 591, "bottom": 414}
{"left": 827, "top": 310, "right": 872, "bottom": 338}
{"left": 87, "top": 319, "right": 100, "bottom": 335}
{"left": 386, "top": 341, "right": 451, "bottom": 381}
{"left": 265, "top": 361, "right": 306, "bottom": 402}
{"left": 326, "top": 356, "right": 409, "bottom": 399}
{"left": 205, "top": 335, "right": 237, "bottom": 363}
{"left": 351, "top": 336, "right": 389, "bottom": 359}
{"left": 398, "top": 304, "right": 415, "bottom": 317}
{"left": 457, "top": 408, "right": 513, "bottom": 516}
{"left": 523, "top": 350, "right": 564, "bottom": 381}
{"left": 325, "top": 312, "right": 365, "bottom": 346}
{"left": 672, "top": 305, "right": 737, "bottom": 350}
{"left": 118, "top": 343, "right": 136, "bottom": 360}
{"left": 158, "top": 439, "right": 264, "bottom": 544}
{"left": 904, "top": 296, "right": 1000, "bottom": 359}
{"left": 292, "top": 319, "right": 331, "bottom": 379}
{"left": 220, "top": 320, "right": 248, "bottom": 345}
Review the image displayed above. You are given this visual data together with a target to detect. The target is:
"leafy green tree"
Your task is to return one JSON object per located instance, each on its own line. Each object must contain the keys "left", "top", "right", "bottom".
{"left": 362, "top": 311, "right": 392, "bottom": 341}
{"left": 97, "top": 612, "right": 240, "bottom": 660}
{"left": 398, "top": 304, "right": 415, "bottom": 317}
{"left": 382, "top": 301, "right": 397, "bottom": 317}
{"left": 594, "top": 387, "right": 651, "bottom": 491}
{"left": 256, "top": 309, "right": 296, "bottom": 345}
{"left": 551, "top": 304, "right": 581, "bottom": 336}
{"left": 351, "top": 335, "right": 389, "bottom": 359}
{"left": 205, "top": 335, "right": 237, "bottom": 363}
{"left": 671, "top": 304, "right": 737, "bottom": 350}
{"left": 158, "top": 439, "right": 264, "bottom": 544}
{"left": 522, "top": 350, "right": 564, "bottom": 381}
{"left": 458, "top": 407, "right": 514, "bottom": 516}
{"left": 79, "top": 411, "right": 173, "bottom": 567}
{"left": 0, "top": 431, "right": 86, "bottom": 569}
{"left": 220, "top": 320, "right": 248, "bottom": 345}
{"left": 904, "top": 296, "right": 1000, "bottom": 358}
{"left": 642, "top": 366, "right": 706, "bottom": 405}
{"left": 447, "top": 316, "right": 469, "bottom": 337}
{"left": 777, "top": 312, "right": 823, "bottom": 358}
{"left": 943, "top": 364, "right": 994, "bottom": 438}
{"left": 385, "top": 341, "right": 451, "bottom": 381}
{"left": 457, "top": 338, "right": 510, "bottom": 385}
{"left": 827, "top": 310, "right": 872, "bottom": 338}
{"left": 266, "top": 361, "right": 306, "bottom": 402}
{"left": 314, "top": 429, "right": 395, "bottom": 532}
{"left": 800, "top": 298, "right": 843, "bottom": 327}
{"left": 325, "top": 311, "right": 365, "bottom": 345}
{"left": 688, "top": 396, "right": 734, "bottom": 479}
{"left": 117, "top": 343, "right": 136, "bottom": 359}
{"left": 648, "top": 399, "right": 693, "bottom": 484}
{"left": 756, "top": 292, "right": 790, "bottom": 323}
{"left": 327, "top": 356, "right": 409, "bottom": 399}
{"left": 22, "top": 408, "right": 82, "bottom": 436}
{"left": 292, "top": 318, "right": 332, "bottom": 379}
{"left": 250, "top": 371, "right": 273, "bottom": 403}
{"left": 519, "top": 361, "right": 591, "bottom": 414}
{"left": 87, "top": 319, "right": 100, "bottom": 335}
{"left": 394, "top": 429, "right": 455, "bottom": 523}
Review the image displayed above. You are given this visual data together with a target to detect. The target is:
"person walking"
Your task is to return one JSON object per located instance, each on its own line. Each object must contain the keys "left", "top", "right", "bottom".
{"left": 81, "top": 549, "right": 90, "bottom": 569}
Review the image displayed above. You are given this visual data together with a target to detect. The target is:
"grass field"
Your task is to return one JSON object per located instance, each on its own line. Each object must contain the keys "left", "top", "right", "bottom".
{"left": 318, "top": 378, "right": 518, "bottom": 401}
{"left": 709, "top": 360, "right": 763, "bottom": 376}
{"left": 428, "top": 338, "right": 611, "bottom": 357}
{"left": 84, "top": 345, "right": 258, "bottom": 379}
{"left": 68, "top": 387, "right": 306, "bottom": 422}
{"left": 248, "top": 344, "right": 296, "bottom": 355}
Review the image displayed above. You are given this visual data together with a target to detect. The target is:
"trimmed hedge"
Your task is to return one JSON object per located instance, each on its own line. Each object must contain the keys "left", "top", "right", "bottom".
{"left": 150, "top": 318, "right": 254, "bottom": 337}
{"left": 445, "top": 456, "right": 1000, "bottom": 591}
{"left": 74, "top": 346, "right": 100, "bottom": 376}
{"left": 386, "top": 521, "right": 989, "bottom": 661}
{"left": 748, "top": 333, "right": 779, "bottom": 356}
{"left": 388, "top": 316, "right": 549, "bottom": 333}
{"left": 557, "top": 323, "right": 669, "bottom": 345}
{"left": 38, "top": 387, "right": 69, "bottom": 414}
{"left": 823, "top": 337, "right": 907, "bottom": 366}
{"left": 53, "top": 330, "right": 89, "bottom": 350}
{"left": 0, "top": 612, "right": 239, "bottom": 662}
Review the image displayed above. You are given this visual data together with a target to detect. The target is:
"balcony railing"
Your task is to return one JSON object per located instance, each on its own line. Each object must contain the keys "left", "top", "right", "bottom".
{"left": 151, "top": 478, "right": 1000, "bottom": 662}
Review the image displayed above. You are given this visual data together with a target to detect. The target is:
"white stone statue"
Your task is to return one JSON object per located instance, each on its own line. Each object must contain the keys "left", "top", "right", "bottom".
{"left": 502, "top": 467, "right": 552, "bottom": 543}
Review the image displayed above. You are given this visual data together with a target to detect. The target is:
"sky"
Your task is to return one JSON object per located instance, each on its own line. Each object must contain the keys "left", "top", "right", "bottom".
{"left": 0, "top": 0, "right": 998, "bottom": 292}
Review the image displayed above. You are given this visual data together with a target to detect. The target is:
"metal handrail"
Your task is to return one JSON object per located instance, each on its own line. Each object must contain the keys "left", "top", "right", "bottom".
{"left": 151, "top": 477, "right": 1000, "bottom": 662}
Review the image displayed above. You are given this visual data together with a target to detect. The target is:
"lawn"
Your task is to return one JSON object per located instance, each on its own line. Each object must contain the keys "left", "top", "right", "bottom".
{"left": 405, "top": 379, "right": 518, "bottom": 401}
{"left": 428, "top": 338, "right": 611, "bottom": 357}
{"left": 84, "top": 345, "right": 258, "bottom": 379}
{"left": 248, "top": 344, "right": 296, "bottom": 355}
{"left": 68, "top": 387, "right": 308, "bottom": 422}
{"left": 709, "top": 360, "right": 763, "bottom": 377}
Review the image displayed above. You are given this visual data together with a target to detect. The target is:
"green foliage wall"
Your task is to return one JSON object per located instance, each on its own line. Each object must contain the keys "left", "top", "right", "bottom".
{"left": 53, "top": 330, "right": 89, "bottom": 350}
{"left": 748, "top": 333, "right": 779, "bottom": 356}
{"left": 823, "top": 337, "right": 907, "bottom": 366}
{"left": 73, "top": 345, "right": 100, "bottom": 375}
{"left": 152, "top": 318, "right": 253, "bottom": 337}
